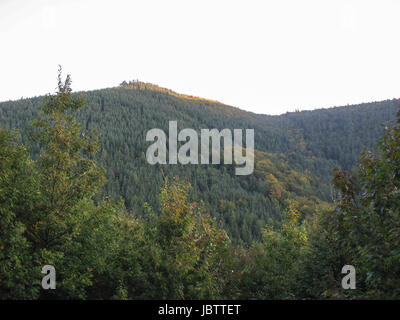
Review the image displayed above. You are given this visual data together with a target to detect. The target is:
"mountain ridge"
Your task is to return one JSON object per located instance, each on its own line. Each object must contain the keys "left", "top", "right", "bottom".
{"left": 1, "top": 84, "right": 398, "bottom": 243}
{"left": 3, "top": 79, "right": 398, "bottom": 117}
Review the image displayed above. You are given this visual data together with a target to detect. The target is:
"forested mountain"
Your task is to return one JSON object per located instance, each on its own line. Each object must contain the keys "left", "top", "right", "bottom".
{"left": 0, "top": 81, "right": 398, "bottom": 243}
{"left": 1, "top": 74, "right": 399, "bottom": 300}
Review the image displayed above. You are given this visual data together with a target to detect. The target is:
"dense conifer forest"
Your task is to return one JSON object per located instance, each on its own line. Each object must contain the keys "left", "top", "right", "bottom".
{"left": 1, "top": 73, "right": 399, "bottom": 299}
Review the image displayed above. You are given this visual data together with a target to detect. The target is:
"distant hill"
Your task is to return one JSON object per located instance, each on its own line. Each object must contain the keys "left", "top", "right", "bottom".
{"left": 1, "top": 82, "right": 398, "bottom": 243}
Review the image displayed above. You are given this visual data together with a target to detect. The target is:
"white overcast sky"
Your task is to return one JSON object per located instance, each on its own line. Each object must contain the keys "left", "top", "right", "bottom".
{"left": 0, "top": 0, "right": 399, "bottom": 115}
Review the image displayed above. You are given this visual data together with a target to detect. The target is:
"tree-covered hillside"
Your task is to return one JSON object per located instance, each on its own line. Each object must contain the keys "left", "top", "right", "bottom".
{"left": 1, "top": 73, "right": 399, "bottom": 299}
{"left": 272, "top": 100, "right": 399, "bottom": 170}
{"left": 0, "top": 82, "right": 398, "bottom": 243}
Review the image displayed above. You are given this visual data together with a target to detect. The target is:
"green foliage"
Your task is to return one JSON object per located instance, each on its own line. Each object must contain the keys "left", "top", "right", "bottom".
{"left": 294, "top": 210, "right": 349, "bottom": 299}
{"left": 0, "top": 72, "right": 399, "bottom": 300}
{"left": 1, "top": 82, "right": 397, "bottom": 243}
{"left": 1, "top": 69, "right": 112, "bottom": 299}
{"left": 239, "top": 201, "right": 308, "bottom": 299}
{"left": 29, "top": 68, "right": 105, "bottom": 248}
{"left": 328, "top": 106, "right": 400, "bottom": 298}
{"left": 29, "top": 68, "right": 108, "bottom": 298}
{"left": 296, "top": 106, "right": 400, "bottom": 299}
{"left": 136, "top": 178, "right": 238, "bottom": 299}
{"left": 0, "top": 129, "right": 39, "bottom": 299}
